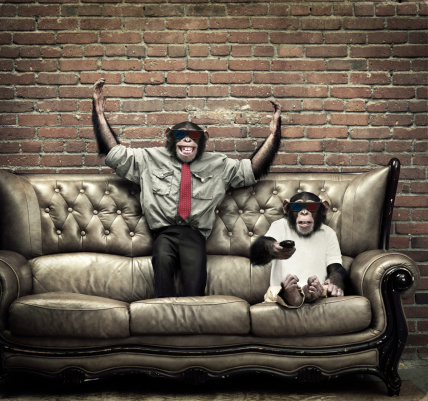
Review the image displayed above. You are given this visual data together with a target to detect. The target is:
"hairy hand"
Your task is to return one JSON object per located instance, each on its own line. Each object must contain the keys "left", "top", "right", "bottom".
{"left": 279, "top": 274, "right": 303, "bottom": 307}
{"left": 302, "top": 275, "right": 324, "bottom": 302}
{"left": 270, "top": 100, "right": 282, "bottom": 137}
{"left": 323, "top": 278, "right": 344, "bottom": 297}
{"left": 93, "top": 78, "right": 106, "bottom": 115}
{"left": 271, "top": 241, "right": 295, "bottom": 260}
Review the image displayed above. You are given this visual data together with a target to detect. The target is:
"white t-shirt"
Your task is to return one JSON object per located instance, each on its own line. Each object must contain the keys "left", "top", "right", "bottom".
{"left": 265, "top": 218, "right": 343, "bottom": 286}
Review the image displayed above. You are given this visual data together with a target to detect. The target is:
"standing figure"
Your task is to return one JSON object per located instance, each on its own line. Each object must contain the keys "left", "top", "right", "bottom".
{"left": 92, "top": 78, "right": 283, "bottom": 298}
{"left": 250, "top": 192, "right": 348, "bottom": 308}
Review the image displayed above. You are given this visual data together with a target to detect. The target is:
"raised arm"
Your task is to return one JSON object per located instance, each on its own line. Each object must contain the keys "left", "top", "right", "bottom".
{"left": 92, "top": 78, "right": 120, "bottom": 156}
{"left": 250, "top": 101, "right": 282, "bottom": 180}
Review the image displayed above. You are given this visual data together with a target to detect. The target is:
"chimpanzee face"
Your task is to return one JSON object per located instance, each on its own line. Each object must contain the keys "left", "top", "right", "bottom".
{"left": 283, "top": 192, "right": 329, "bottom": 238}
{"left": 165, "top": 123, "right": 208, "bottom": 164}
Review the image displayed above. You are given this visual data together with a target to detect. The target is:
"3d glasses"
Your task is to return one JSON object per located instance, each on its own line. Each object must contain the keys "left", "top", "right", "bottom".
{"left": 172, "top": 130, "right": 203, "bottom": 140}
{"left": 289, "top": 202, "right": 321, "bottom": 212}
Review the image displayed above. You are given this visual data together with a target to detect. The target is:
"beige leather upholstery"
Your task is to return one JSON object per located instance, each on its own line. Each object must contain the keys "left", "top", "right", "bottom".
{"left": 0, "top": 167, "right": 420, "bottom": 394}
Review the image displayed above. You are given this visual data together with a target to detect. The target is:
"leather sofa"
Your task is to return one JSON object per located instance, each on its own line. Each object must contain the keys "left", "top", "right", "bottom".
{"left": 0, "top": 159, "right": 419, "bottom": 396}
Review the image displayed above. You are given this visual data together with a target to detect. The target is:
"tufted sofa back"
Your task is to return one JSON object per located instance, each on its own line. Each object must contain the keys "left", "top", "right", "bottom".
{"left": 0, "top": 166, "right": 390, "bottom": 261}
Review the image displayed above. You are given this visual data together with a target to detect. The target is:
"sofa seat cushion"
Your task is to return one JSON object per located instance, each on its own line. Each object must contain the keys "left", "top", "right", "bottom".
{"left": 130, "top": 296, "right": 250, "bottom": 335}
{"left": 9, "top": 292, "right": 130, "bottom": 339}
{"left": 250, "top": 296, "right": 371, "bottom": 337}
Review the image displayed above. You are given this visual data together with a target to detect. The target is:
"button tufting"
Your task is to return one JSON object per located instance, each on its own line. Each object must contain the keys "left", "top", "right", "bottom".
{"left": 248, "top": 232, "right": 254, "bottom": 237}
{"left": 56, "top": 230, "right": 61, "bottom": 235}
{"left": 45, "top": 208, "right": 50, "bottom": 213}
{"left": 228, "top": 232, "right": 233, "bottom": 237}
{"left": 93, "top": 210, "right": 98, "bottom": 215}
{"left": 297, "top": 189, "right": 302, "bottom": 193}
{"left": 117, "top": 210, "right": 122, "bottom": 215}
{"left": 260, "top": 209, "right": 265, "bottom": 214}
{"left": 81, "top": 231, "right": 86, "bottom": 236}
{"left": 321, "top": 188, "right": 326, "bottom": 192}
{"left": 79, "top": 189, "right": 85, "bottom": 194}
{"left": 68, "top": 208, "right": 73, "bottom": 213}
{"left": 332, "top": 207, "right": 338, "bottom": 212}
{"left": 215, "top": 210, "right": 219, "bottom": 214}
{"left": 105, "top": 190, "right": 110, "bottom": 195}
{"left": 130, "top": 232, "right": 135, "bottom": 237}
{"left": 251, "top": 191, "right": 256, "bottom": 195}
{"left": 130, "top": 191, "right": 135, "bottom": 195}
{"left": 54, "top": 188, "right": 60, "bottom": 193}
{"left": 238, "top": 210, "right": 243, "bottom": 214}
{"left": 104, "top": 230, "right": 110, "bottom": 235}
{"left": 273, "top": 190, "right": 278, "bottom": 195}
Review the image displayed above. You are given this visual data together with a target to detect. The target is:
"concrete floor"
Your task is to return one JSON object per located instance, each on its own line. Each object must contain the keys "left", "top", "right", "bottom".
{"left": 398, "top": 359, "right": 428, "bottom": 394}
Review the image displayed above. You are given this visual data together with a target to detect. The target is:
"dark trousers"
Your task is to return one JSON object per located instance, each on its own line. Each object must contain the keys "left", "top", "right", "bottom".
{"left": 152, "top": 226, "right": 207, "bottom": 298}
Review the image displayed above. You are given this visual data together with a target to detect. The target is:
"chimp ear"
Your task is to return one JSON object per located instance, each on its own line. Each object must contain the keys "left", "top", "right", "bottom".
{"left": 321, "top": 200, "right": 330, "bottom": 214}
{"left": 204, "top": 130, "right": 209, "bottom": 141}
{"left": 282, "top": 199, "right": 290, "bottom": 215}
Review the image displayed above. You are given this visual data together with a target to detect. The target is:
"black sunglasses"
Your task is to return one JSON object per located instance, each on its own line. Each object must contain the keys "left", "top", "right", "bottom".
{"left": 173, "top": 130, "right": 203, "bottom": 140}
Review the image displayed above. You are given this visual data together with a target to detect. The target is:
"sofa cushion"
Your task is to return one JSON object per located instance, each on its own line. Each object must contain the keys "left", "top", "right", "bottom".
{"left": 9, "top": 292, "right": 130, "bottom": 339}
{"left": 250, "top": 296, "right": 371, "bottom": 337}
{"left": 130, "top": 296, "right": 250, "bottom": 335}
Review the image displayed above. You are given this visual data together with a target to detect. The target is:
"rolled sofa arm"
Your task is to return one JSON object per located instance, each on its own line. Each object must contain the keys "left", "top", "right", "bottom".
{"left": 350, "top": 249, "right": 420, "bottom": 334}
{"left": 0, "top": 251, "right": 33, "bottom": 331}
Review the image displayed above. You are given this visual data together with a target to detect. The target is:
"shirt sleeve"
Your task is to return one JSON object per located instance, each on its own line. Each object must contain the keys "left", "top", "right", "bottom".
{"left": 104, "top": 145, "right": 144, "bottom": 185}
{"left": 223, "top": 158, "right": 256, "bottom": 189}
{"left": 325, "top": 227, "right": 343, "bottom": 267}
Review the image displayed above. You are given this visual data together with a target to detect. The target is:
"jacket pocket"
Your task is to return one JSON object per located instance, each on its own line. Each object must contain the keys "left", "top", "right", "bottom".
{"left": 152, "top": 169, "right": 173, "bottom": 196}
{"left": 192, "top": 172, "right": 214, "bottom": 200}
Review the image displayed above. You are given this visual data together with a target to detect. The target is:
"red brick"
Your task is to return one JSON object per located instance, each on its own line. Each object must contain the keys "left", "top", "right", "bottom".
{"left": 40, "top": 154, "right": 82, "bottom": 167}
{"left": 37, "top": 127, "right": 77, "bottom": 139}
{"left": 351, "top": 128, "right": 390, "bottom": 139}
{"left": 103, "top": 5, "right": 144, "bottom": 17}
{"left": 145, "top": 59, "right": 185, "bottom": 71}
{"left": 0, "top": 101, "right": 33, "bottom": 112}
{"left": 145, "top": 4, "right": 184, "bottom": 17}
{"left": 229, "top": 32, "right": 268, "bottom": 44}
{"left": 144, "top": 31, "right": 185, "bottom": 44}
{"left": 100, "top": 32, "right": 141, "bottom": 44}
{"left": 254, "top": 45, "right": 274, "bottom": 57}
{"left": 38, "top": 18, "right": 78, "bottom": 30}
{"left": 0, "top": 155, "right": 39, "bottom": 166}
{"left": 302, "top": 18, "right": 342, "bottom": 30}
{"left": 15, "top": 60, "right": 56, "bottom": 72}
{"left": 186, "top": 32, "right": 228, "bottom": 43}
{"left": 331, "top": 87, "right": 371, "bottom": 99}
{"left": 369, "top": 60, "right": 411, "bottom": 71}
{"left": 374, "top": 87, "right": 415, "bottom": 99}
{"left": 167, "top": 72, "right": 207, "bottom": 84}
{"left": 19, "top": 114, "right": 59, "bottom": 126}
{"left": 211, "top": 73, "right": 251, "bottom": 84}
{"left": 0, "top": 127, "right": 34, "bottom": 140}
{"left": 330, "top": 114, "right": 369, "bottom": 126}
{"left": 186, "top": 4, "right": 225, "bottom": 16}
{"left": 0, "top": 18, "right": 35, "bottom": 31}
{"left": 231, "top": 85, "right": 271, "bottom": 98}
{"left": 300, "top": 154, "right": 325, "bottom": 165}
{"left": 189, "top": 45, "right": 209, "bottom": 57}
{"left": 209, "top": 18, "right": 249, "bottom": 30}
{"left": 101, "top": 59, "right": 141, "bottom": 71}
{"left": 277, "top": 45, "right": 303, "bottom": 58}
{"left": 188, "top": 59, "right": 227, "bottom": 71}
{"left": 37, "top": 100, "right": 77, "bottom": 112}
{"left": 306, "top": 127, "right": 348, "bottom": 139}
{"left": 80, "top": 73, "right": 122, "bottom": 84}
{"left": 188, "top": 86, "right": 228, "bottom": 97}
{"left": 324, "top": 139, "right": 369, "bottom": 153}
{"left": 271, "top": 32, "right": 323, "bottom": 44}
{"left": 57, "top": 32, "right": 98, "bottom": 44}
{"left": 147, "top": 113, "right": 188, "bottom": 126}
{"left": 167, "top": 18, "right": 208, "bottom": 30}
{"left": 393, "top": 45, "right": 428, "bottom": 58}
{"left": 344, "top": 18, "right": 384, "bottom": 30}
{"left": 307, "top": 73, "right": 348, "bottom": 85}
{"left": 387, "top": 18, "right": 428, "bottom": 30}
{"left": 145, "top": 86, "right": 186, "bottom": 98}
{"left": 21, "top": 141, "right": 42, "bottom": 153}
{"left": 372, "top": 114, "right": 413, "bottom": 127}
{"left": 351, "top": 72, "right": 391, "bottom": 85}
{"left": 274, "top": 86, "right": 328, "bottom": 98}
{"left": 80, "top": 18, "right": 121, "bottom": 30}
{"left": 124, "top": 72, "right": 164, "bottom": 84}
{"left": 147, "top": 45, "right": 167, "bottom": 57}
{"left": 272, "top": 60, "right": 325, "bottom": 71}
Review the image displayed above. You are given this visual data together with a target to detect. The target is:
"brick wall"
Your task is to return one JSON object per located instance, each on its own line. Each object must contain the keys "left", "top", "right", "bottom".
{"left": 0, "top": 1, "right": 427, "bottom": 357}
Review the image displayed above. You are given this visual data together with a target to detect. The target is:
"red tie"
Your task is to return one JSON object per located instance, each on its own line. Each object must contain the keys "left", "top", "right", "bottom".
{"left": 178, "top": 163, "right": 191, "bottom": 220}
